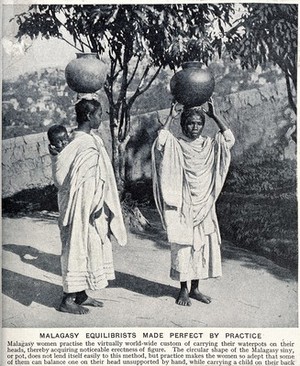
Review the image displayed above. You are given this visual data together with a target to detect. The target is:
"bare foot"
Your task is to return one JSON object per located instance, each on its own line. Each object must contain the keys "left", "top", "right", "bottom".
{"left": 189, "top": 288, "right": 211, "bottom": 304}
{"left": 59, "top": 296, "right": 89, "bottom": 314}
{"left": 78, "top": 297, "right": 104, "bottom": 307}
{"left": 176, "top": 288, "right": 192, "bottom": 306}
{"left": 75, "top": 291, "right": 104, "bottom": 307}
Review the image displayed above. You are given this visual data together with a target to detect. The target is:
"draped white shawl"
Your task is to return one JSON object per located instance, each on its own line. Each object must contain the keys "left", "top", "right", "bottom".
{"left": 152, "top": 128, "right": 234, "bottom": 250}
{"left": 51, "top": 130, "right": 127, "bottom": 292}
{"left": 52, "top": 130, "right": 127, "bottom": 246}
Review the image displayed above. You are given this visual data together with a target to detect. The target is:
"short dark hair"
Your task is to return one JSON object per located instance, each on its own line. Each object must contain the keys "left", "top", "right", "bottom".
{"left": 180, "top": 106, "right": 205, "bottom": 129}
{"left": 47, "top": 124, "right": 68, "bottom": 144}
{"left": 75, "top": 99, "right": 102, "bottom": 123}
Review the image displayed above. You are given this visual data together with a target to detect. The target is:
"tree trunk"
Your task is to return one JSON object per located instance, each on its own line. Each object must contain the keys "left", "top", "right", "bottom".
{"left": 104, "top": 59, "right": 158, "bottom": 231}
{"left": 111, "top": 131, "right": 130, "bottom": 194}
{"left": 110, "top": 115, "right": 125, "bottom": 193}
{"left": 108, "top": 107, "right": 150, "bottom": 231}
{"left": 285, "top": 71, "right": 297, "bottom": 115}
{"left": 284, "top": 72, "right": 297, "bottom": 143}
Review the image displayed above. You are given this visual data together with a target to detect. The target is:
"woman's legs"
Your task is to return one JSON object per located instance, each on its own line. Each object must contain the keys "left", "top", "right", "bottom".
{"left": 176, "top": 280, "right": 212, "bottom": 306}
{"left": 59, "top": 292, "right": 89, "bottom": 314}
{"left": 75, "top": 291, "right": 104, "bottom": 307}
{"left": 189, "top": 279, "right": 211, "bottom": 304}
{"left": 176, "top": 281, "right": 191, "bottom": 306}
{"left": 59, "top": 291, "right": 104, "bottom": 314}
{"left": 171, "top": 243, "right": 214, "bottom": 306}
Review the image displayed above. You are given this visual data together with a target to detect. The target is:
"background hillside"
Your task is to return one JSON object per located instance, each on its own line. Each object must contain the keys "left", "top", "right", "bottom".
{"left": 2, "top": 57, "right": 283, "bottom": 140}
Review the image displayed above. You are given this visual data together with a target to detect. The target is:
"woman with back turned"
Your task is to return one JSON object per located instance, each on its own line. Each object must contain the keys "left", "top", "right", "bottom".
{"left": 49, "top": 94, "right": 127, "bottom": 314}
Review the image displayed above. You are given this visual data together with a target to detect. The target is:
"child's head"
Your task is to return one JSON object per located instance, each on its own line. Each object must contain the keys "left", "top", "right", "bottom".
{"left": 47, "top": 125, "right": 69, "bottom": 153}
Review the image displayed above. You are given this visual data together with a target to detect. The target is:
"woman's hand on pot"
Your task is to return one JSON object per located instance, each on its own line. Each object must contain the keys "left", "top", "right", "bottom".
{"left": 160, "top": 99, "right": 182, "bottom": 130}
{"left": 204, "top": 98, "right": 215, "bottom": 119}
{"left": 169, "top": 99, "right": 182, "bottom": 120}
{"left": 204, "top": 98, "right": 229, "bottom": 132}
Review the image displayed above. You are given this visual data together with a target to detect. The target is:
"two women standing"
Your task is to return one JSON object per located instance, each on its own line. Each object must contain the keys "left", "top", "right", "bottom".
{"left": 50, "top": 94, "right": 234, "bottom": 313}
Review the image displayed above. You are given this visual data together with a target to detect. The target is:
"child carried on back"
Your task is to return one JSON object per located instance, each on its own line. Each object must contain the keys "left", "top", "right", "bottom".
{"left": 47, "top": 124, "right": 74, "bottom": 188}
{"left": 47, "top": 124, "right": 70, "bottom": 156}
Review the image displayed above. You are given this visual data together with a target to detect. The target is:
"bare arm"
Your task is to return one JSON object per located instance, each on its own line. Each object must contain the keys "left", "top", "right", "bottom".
{"left": 204, "top": 98, "right": 229, "bottom": 132}
{"left": 161, "top": 100, "right": 181, "bottom": 130}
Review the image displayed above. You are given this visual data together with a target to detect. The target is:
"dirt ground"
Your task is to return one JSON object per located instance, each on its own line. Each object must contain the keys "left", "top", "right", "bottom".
{"left": 1, "top": 209, "right": 298, "bottom": 328}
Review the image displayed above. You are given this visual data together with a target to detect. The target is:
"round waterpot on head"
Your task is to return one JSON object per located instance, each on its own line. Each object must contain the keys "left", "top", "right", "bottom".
{"left": 65, "top": 53, "right": 106, "bottom": 93}
{"left": 170, "top": 61, "right": 215, "bottom": 107}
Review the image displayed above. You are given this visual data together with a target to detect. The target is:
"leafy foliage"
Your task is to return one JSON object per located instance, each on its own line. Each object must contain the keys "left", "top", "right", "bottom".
{"left": 15, "top": 5, "right": 234, "bottom": 66}
{"left": 225, "top": 4, "right": 297, "bottom": 113}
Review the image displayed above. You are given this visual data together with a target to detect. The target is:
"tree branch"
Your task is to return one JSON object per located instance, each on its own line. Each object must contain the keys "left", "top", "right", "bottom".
{"left": 285, "top": 71, "right": 297, "bottom": 114}
{"left": 128, "top": 65, "right": 162, "bottom": 109}
{"left": 59, "top": 36, "right": 84, "bottom": 52}
{"left": 127, "top": 55, "right": 141, "bottom": 88}
{"left": 116, "top": 47, "right": 131, "bottom": 110}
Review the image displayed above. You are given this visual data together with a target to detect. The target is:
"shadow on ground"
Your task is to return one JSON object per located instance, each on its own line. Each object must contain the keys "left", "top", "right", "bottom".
{"left": 2, "top": 268, "right": 62, "bottom": 309}
{"left": 2, "top": 186, "right": 58, "bottom": 217}
{"left": 2, "top": 268, "right": 177, "bottom": 310}
{"left": 2, "top": 243, "right": 178, "bottom": 309}
{"left": 3, "top": 231, "right": 296, "bottom": 313}
{"left": 112, "top": 271, "right": 177, "bottom": 299}
{"left": 3, "top": 244, "right": 61, "bottom": 275}
{"left": 133, "top": 225, "right": 297, "bottom": 283}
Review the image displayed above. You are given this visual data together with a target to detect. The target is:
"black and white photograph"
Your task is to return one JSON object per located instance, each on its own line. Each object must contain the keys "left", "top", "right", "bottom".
{"left": 1, "top": 1, "right": 298, "bottom": 363}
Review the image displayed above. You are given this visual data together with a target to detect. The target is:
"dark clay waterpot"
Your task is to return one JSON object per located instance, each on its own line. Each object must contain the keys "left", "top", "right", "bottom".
{"left": 170, "top": 61, "right": 215, "bottom": 107}
{"left": 65, "top": 53, "right": 106, "bottom": 93}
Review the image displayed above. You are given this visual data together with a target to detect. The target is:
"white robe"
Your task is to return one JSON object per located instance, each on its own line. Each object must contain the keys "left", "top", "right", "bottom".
{"left": 152, "top": 128, "right": 234, "bottom": 281}
{"left": 51, "top": 130, "right": 127, "bottom": 293}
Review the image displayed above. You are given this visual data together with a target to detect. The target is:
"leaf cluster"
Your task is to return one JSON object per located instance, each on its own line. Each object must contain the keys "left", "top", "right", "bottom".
{"left": 15, "top": 4, "right": 234, "bottom": 68}
{"left": 226, "top": 4, "right": 297, "bottom": 82}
